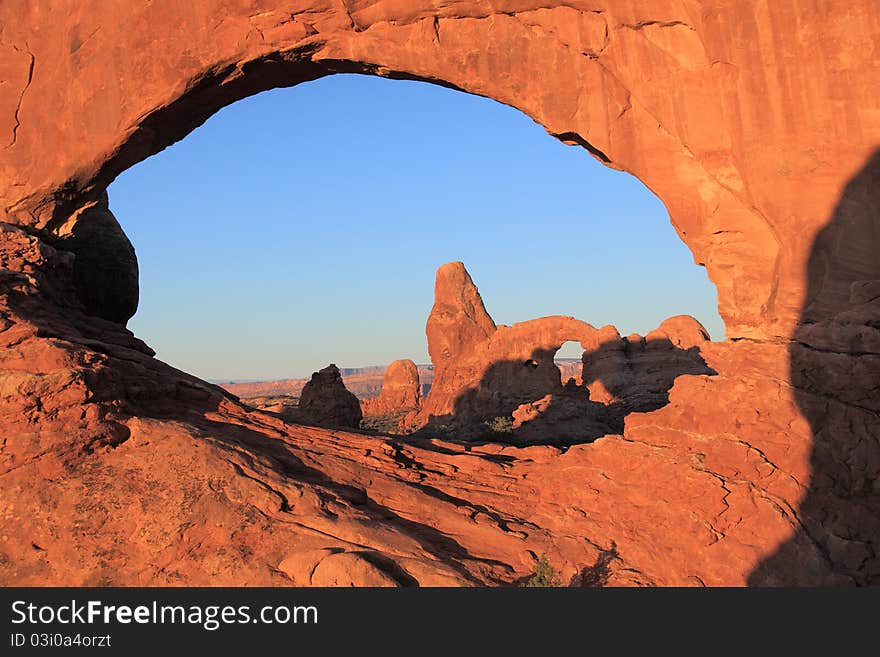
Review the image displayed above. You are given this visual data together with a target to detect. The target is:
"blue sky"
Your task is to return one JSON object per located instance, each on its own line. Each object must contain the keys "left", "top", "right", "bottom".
{"left": 108, "top": 74, "right": 723, "bottom": 381}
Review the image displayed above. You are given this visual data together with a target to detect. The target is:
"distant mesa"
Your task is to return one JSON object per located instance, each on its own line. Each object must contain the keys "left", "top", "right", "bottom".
{"left": 223, "top": 365, "right": 433, "bottom": 401}
{"left": 297, "top": 364, "right": 363, "bottom": 429}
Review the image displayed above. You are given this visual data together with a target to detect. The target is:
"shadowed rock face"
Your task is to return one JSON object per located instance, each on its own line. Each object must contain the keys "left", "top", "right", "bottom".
{"left": 0, "top": 2, "right": 877, "bottom": 586}
{"left": 52, "top": 193, "right": 139, "bottom": 324}
{"left": 581, "top": 321, "right": 714, "bottom": 415}
{"left": 748, "top": 151, "right": 880, "bottom": 586}
{"left": 298, "top": 364, "right": 363, "bottom": 429}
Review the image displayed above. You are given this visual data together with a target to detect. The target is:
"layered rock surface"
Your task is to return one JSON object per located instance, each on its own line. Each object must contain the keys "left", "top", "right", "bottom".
{"left": 0, "top": 2, "right": 877, "bottom": 585}
{"left": 0, "top": 217, "right": 875, "bottom": 585}
{"left": 3, "top": 1, "right": 878, "bottom": 339}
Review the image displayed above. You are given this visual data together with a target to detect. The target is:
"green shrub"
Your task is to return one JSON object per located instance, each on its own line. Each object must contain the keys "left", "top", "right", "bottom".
{"left": 482, "top": 415, "right": 513, "bottom": 441}
{"left": 360, "top": 413, "right": 404, "bottom": 434}
{"left": 482, "top": 415, "right": 514, "bottom": 435}
{"left": 526, "top": 554, "right": 562, "bottom": 587}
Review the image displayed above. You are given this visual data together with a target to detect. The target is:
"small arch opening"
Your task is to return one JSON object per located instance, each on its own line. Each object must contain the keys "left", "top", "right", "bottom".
{"left": 555, "top": 340, "right": 586, "bottom": 388}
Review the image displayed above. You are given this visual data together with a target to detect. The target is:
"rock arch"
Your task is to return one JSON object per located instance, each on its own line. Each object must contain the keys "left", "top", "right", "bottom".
{"left": 1, "top": 2, "right": 878, "bottom": 585}
{"left": 6, "top": 1, "right": 871, "bottom": 338}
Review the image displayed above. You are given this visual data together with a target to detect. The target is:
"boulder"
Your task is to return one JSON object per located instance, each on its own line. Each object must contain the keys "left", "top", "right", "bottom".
{"left": 298, "top": 364, "right": 363, "bottom": 429}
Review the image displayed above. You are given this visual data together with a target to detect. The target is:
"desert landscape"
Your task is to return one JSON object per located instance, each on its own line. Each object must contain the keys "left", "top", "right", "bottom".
{"left": 0, "top": 1, "right": 878, "bottom": 588}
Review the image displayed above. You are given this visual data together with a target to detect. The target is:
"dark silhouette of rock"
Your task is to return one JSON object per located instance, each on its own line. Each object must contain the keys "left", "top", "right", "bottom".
{"left": 581, "top": 329, "right": 715, "bottom": 414}
{"left": 298, "top": 364, "right": 363, "bottom": 429}
{"left": 748, "top": 150, "right": 880, "bottom": 586}
{"left": 48, "top": 192, "right": 138, "bottom": 324}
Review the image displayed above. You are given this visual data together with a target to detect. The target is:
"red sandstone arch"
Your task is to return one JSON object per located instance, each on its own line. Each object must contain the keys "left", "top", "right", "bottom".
{"left": 7, "top": 0, "right": 876, "bottom": 340}
{"left": 1, "top": 2, "right": 878, "bottom": 586}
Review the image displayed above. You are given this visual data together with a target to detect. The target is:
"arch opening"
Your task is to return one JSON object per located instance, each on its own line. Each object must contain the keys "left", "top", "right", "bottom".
{"left": 103, "top": 75, "right": 722, "bottom": 408}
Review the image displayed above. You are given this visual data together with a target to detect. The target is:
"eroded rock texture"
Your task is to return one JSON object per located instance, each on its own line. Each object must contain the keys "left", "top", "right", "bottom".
{"left": 420, "top": 263, "right": 611, "bottom": 423}
{"left": 0, "top": 1, "right": 878, "bottom": 586}
{"left": 298, "top": 364, "right": 363, "bottom": 429}
{"left": 412, "top": 262, "right": 716, "bottom": 444}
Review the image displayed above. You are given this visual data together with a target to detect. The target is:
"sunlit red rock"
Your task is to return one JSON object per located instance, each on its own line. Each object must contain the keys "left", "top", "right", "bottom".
{"left": 414, "top": 262, "right": 713, "bottom": 443}
{"left": 0, "top": 1, "right": 877, "bottom": 586}
{"left": 361, "top": 359, "right": 421, "bottom": 419}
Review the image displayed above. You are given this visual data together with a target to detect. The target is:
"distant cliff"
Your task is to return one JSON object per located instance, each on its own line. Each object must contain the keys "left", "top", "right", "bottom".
{"left": 221, "top": 359, "right": 585, "bottom": 401}
{"left": 222, "top": 364, "right": 435, "bottom": 400}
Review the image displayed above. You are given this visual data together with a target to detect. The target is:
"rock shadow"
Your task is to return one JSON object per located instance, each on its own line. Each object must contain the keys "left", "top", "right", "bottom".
{"left": 417, "top": 335, "right": 716, "bottom": 446}
{"left": 748, "top": 149, "right": 880, "bottom": 586}
{"left": 0, "top": 278, "right": 517, "bottom": 585}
